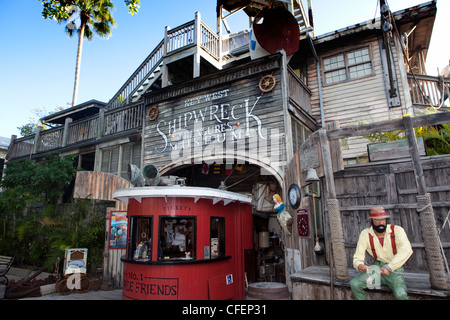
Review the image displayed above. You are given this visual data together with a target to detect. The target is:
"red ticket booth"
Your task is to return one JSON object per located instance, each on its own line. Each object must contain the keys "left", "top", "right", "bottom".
{"left": 113, "top": 186, "right": 253, "bottom": 300}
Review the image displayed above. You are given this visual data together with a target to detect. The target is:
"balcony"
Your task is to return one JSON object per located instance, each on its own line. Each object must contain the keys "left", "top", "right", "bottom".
{"left": 6, "top": 102, "right": 144, "bottom": 160}
{"left": 407, "top": 73, "right": 450, "bottom": 109}
{"left": 6, "top": 14, "right": 251, "bottom": 161}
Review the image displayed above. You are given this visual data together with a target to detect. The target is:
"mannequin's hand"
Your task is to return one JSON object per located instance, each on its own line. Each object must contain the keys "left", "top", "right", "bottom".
{"left": 380, "top": 267, "right": 390, "bottom": 276}
{"left": 357, "top": 264, "right": 367, "bottom": 273}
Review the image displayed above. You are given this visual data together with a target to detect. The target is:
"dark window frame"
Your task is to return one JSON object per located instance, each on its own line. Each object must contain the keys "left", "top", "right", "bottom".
{"left": 128, "top": 216, "right": 153, "bottom": 260}
{"left": 157, "top": 215, "right": 197, "bottom": 261}
{"left": 210, "top": 217, "right": 225, "bottom": 259}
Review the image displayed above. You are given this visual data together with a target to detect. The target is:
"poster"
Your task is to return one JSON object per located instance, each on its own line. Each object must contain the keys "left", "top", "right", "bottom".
{"left": 109, "top": 211, "right": 127, "bottom": 249}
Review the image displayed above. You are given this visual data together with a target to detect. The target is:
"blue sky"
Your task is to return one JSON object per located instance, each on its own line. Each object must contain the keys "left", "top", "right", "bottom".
{"left": 0, "top": 0, "right": 448, "bottom": 139}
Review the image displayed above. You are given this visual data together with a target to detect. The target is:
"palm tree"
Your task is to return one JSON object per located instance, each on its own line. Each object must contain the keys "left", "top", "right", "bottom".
{"left": 64, "top": 1, "right": 116, "bottom": 106}
{"left": 41, "top": 0, "right": 140, "bottom": 106}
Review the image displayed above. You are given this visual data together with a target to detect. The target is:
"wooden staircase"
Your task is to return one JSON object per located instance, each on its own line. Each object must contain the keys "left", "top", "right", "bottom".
{"left": 106, "top": 1, "right": 312, "bottom": 111}
{"left": 292, "top": 0, "right": 311, "bottom": 32}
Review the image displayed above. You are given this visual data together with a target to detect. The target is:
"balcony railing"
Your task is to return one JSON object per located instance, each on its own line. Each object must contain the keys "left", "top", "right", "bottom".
{"left": 7, "top": 102, "right": 144, "bottom": 160}
{"left": 107, "top": 13, "right": 230, "bottom": 110}
{"left": 407, "top": 73, "right": 450, "bottom": 108}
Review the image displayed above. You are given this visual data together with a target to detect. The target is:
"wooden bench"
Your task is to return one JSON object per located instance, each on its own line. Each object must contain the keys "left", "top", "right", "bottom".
{"left": 0, "top": 255, "right": 14, "bottom": 285}
{"left": 291, "top": 265, "right": 450, "bottom": 300}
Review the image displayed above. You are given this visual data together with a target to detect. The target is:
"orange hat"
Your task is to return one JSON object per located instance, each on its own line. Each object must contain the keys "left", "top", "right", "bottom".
{"left": 369, "top": 206, "right": 390, "bottom": 220}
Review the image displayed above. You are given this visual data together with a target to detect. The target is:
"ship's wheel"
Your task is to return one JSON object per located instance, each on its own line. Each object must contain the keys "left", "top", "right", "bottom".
{"left": 147, "top": 106, "right": 159, "bottom": 121}
{"left": 259, "top": 74, "right": 277, "bottom": 93}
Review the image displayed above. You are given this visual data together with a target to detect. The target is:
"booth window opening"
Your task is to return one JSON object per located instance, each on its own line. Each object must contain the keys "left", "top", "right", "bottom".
{"left": 210, "top": 217, "right": 225, "bottom": 259}
{"left": 159, "top": 216, "right": 196, "bottom": 260}
{"left": 129, "top": 216, "right": 153, "bottom": 261}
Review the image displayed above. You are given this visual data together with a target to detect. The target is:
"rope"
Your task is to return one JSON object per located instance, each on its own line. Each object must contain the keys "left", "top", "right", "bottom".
{"left": 416, "top": 193, "right": 448, "bottom": 290}
{"left": 326, "top": 199, "right": 349, "bottom": 282}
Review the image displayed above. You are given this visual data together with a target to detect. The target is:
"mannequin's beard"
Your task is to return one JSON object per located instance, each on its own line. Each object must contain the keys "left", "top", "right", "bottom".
{"left": 371, "top": 221, "right": 387, "bottom": 233}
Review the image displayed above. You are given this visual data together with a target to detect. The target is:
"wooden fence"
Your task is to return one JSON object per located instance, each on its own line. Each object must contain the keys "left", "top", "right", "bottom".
{"left": 322, "top": 111, "right": 450, "bottom": 284}
{"left": 73, "top": 171, "right": 133, "bottom": 288}
{"left": 333, "top": 154, "right": 450, "bottom": 270}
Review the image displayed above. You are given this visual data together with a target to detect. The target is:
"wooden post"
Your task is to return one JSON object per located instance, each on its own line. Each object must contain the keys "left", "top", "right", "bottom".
{"left": 403, "top": 116, "right": 426, "bottom": 195}
{"left": 162, "top": 26, "right": 170, "bottom": 88}
{"left": 403, "top": 115, "right": 448, "bottom": 289}
{"left": 97, "top": 109, "right": 105, "bottom": 140}
{"left": 319, "top": 129, "right": 336, "bottom": 199}
{"left": 280, "top": 50, "right": 294, "bottom": 163}
{"left": 216, "top": 5, "right": 222, "bottom": 62}
{"left": 32, "top": 126, "right": 43, "bottom": 155}
{"left": 319, "top": 129, "right": 349, "bottom": 282}
{"left": 193, "top": 12, "right": 201, "bottom": 78}
{"left": 62, "top": 117, "right": 73, "bottom": 147}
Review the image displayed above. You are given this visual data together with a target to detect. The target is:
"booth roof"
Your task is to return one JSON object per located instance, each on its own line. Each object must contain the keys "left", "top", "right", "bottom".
{"left": 113, "top": 186, "right": 252, "bottom": 206}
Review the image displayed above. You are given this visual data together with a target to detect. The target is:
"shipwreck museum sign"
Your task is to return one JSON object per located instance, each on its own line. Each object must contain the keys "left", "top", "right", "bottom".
{"left": 142, "top": 57, "right": 287, "bottom": 175}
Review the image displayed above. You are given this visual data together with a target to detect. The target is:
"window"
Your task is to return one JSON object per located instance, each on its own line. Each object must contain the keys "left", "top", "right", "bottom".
{"left": 291, "top": 116, "right": 312, "bottom": 154}
{"left": 129, "top": 216, "right": 152, "bottom": 261}
{"left": 159, "top": 217, "right": 196, "bottom": 260}
{"left": 210, "top": 217, "right": 225, "bottom": 258}
{"left": 323, "top": 47, "right": 373, "bottom": 85}
{"left": 100, "top": 142, "right": 141, "bottom": 179}
{"left": 120, "top": 142, "right": 141, "bottom": 179}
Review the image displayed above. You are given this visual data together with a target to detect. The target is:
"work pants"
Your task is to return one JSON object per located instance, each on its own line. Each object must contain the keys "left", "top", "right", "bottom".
{"left": 350, "top": 260, "right": 408, "bottom": 300}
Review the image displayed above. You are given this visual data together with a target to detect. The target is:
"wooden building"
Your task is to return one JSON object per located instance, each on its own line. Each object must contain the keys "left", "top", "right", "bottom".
{"left": 5, "top": 0, "right": 450, "bottom": 299}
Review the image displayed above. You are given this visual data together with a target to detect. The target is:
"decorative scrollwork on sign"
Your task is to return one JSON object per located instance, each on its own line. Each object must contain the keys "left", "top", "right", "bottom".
{"left": 259, "top": 74, "right": 277, "bottom": 93}
{"left": 147, "top": 106, "right": 159, "bottom": 121}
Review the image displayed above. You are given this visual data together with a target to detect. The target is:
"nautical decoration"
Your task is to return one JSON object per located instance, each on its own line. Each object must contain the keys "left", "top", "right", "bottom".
{"left": 273, "top": 194, "right": 292, "bottom": 235}
{"left": 147, "top": 105, "right": 159, "bottom": 121}
{"left": 259, "top": 74, "right": 277, "bottom": 93}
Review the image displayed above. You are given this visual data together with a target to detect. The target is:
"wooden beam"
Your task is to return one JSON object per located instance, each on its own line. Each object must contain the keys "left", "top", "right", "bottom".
{"left": 326, "top": 111, "right": 450, "bottom": 140}
{"left": 403, "top": 116, "right": 427, "bottom": 195}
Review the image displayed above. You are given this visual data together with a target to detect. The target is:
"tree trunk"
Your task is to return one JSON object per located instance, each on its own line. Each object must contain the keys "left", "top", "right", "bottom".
{"left": 72, "top": 23, "right": 85, "bottom": 107}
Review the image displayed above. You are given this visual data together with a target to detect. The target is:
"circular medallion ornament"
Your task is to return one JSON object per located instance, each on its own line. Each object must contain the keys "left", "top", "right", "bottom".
{"left": 147, "top": 106, "right": 159, "bottom": 121}
{"left": 259, "top": 74, "right": 277, "bottom": 93}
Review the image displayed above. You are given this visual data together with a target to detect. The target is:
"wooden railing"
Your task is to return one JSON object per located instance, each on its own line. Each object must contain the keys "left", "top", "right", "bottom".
{"left": 288, "top": 66, "right": 312, "bottom": 114}
{"left": 6, "top": 135, "right": 35, "bottom": 159}
{"left": 199, "top": 22, "right": 219, "bottom": 59}
{"left": 103, "top": 103, "right": 144, "bottom": 136}
{"left": 67, "top": 116, "right": 98, "bottom": 145}
{"left": 106, "top": 13, "right": 229, "bottom": 110}
{"left": 7, "top": 103, "right": 144, "bottom": 160}
{"left": 166, "top": 20, "right": 196, "bottom": 54}
{"left": 108, "top": 40, "right": 164, "bottom": 110}
{"left": 407, "top": 73, "right": 450, "bottom": 108}
{"left": 39, "top": 126, "right": 64, "bottom": 152}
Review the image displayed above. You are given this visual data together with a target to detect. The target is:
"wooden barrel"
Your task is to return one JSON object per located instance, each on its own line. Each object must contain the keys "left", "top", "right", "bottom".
{"left": 246, "top": 282, "right": 290, "bottom": 300}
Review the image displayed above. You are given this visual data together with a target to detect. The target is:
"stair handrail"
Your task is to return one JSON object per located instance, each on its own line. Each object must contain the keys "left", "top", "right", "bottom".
{"left": 107, "top": 40, "right": 164, "bottom": 110}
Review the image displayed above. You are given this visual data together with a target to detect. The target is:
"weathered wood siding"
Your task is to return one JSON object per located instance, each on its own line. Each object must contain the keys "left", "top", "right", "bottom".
{"left": 332, "top": 155, "right": 450, "bottom": 270}
{"left": 308, "top": 35, "right": 408, "bottom": 160}
{"left": 142, "top": 55, "right": 288, "bottom": 175}
{"left": 104, "top": 208, "right": 126, "bottom": 289}
{"left": 73, "top": 171, "right": 132, "bottom": 211}
{"left": 73, "top": 172, "right": 133, "bottom": 288}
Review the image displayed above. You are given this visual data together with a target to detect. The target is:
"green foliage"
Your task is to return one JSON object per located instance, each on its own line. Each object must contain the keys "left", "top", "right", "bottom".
{"left": 362, "top": 108, "right": 450, "bottom": 156}
{"left": 0, "top": 155, "right": 105, "bottom": 273}
{"left": 1, "top": 154, "right": 78, "bottom": 205}
{"left": 40, "top": 0, "right": 140, "bottom": 22}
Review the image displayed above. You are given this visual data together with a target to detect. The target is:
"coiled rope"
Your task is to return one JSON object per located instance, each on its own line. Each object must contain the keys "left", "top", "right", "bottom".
{"left": 417, "top": 193, "right": 448, "bottom": 290}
